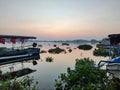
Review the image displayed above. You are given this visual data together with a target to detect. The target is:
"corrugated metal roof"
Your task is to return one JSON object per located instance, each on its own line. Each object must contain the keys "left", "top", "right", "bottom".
{"left": 0, "top": 35, "right": 36, "bottom": 39}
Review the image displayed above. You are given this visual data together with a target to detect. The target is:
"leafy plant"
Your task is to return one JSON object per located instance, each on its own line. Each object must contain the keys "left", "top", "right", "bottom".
{"left": 55, "top": 58, "right": 116, "bottom": 90}
{"left": 48, "top": 47, "right": 66, "bottom": 54}
{"left": 40, "top": 50, "right": 47, "bottom": 53}
{"left": 46, "top": 57, "right": 53, "bottom": 62}
{"left": 0, "top": 47, "right": 7, "bottom": 51}
{"left": 93, "top": 48, "right": 109, "bottom": 57}
{"left": 77, "top": 44, "right": 93, "bottom": 50}
{"left": 0, "top": 76, "right": 38, "bottom": 90}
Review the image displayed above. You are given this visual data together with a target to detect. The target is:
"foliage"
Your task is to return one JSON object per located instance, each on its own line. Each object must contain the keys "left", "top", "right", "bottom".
{"left": 46, "top": 57, "right": 53, "bottom": 62}
{"left": 48, "top": 47, "right": 66, "bottom": 54}
{"left": 93, "top": 48, "right": 109, "bottom": 57}
{"left": 40, "top": 50, "right": 47, "bottom": 53}
{"left": 77, "top": 44, "right": 93, "bottom": 50}
{"left": 0, "top": 76, "right": 37, "bottom": 90}
{"left": 0, "top": 47, "right": 7, "bottom": 51}
{"left": 55, "top": 58, "right": 116, "bottom": 90}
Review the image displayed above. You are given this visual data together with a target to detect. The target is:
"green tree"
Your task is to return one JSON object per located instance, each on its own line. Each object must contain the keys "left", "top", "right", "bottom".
{"left": 55, "top": 58, "right": 116, "bottom": 90}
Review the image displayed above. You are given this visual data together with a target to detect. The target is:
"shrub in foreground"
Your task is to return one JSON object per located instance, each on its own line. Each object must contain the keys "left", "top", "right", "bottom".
{"left": 55, "top": 58, "right": 116, "bottom": 90}
{"left": 0, "top": 76, "right": 37, "bottom": 90}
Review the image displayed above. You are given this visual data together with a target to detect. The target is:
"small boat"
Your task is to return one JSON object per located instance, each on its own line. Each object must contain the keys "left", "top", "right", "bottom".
{"left": 98, "top": 34, "right": 120, "bottom": 79}
{"left": 0, "top": 35, "right": 40, "bottom": 65}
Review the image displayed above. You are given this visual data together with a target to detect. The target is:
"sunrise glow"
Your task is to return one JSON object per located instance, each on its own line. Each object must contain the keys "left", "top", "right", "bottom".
{"left": 0, "top": 0, "right": 120, "bottom": 40}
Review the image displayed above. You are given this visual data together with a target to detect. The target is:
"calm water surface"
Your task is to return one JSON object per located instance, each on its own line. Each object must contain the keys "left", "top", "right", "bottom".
{"left": 0, "top": 42, "right": 108, "bottom": 90}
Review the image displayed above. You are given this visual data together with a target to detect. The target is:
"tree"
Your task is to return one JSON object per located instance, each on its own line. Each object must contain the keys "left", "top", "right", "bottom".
{"left": 55, "top": 58, "right": 116, "bottom": 90}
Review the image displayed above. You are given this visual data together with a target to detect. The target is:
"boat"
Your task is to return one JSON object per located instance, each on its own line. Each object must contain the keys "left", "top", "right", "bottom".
{"left": 96, "top": 38, "right": 111, "bottom": 49}
{"left": 98, "top": 34, "right": 120, "bottom": 79}
{"left": 0, "top": 35, "right": 40, "bottom": 65}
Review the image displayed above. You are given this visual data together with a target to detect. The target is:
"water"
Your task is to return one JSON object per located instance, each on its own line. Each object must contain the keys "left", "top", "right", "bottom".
{"left": 0, "top": 42, "right": 108, "bottom": 90}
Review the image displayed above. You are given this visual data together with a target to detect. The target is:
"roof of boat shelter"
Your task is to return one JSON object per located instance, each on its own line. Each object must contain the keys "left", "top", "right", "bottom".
{"left": 108, "top": 34, "right": 120, "bottom": 37}
{"left": 108, "top": 34, "right": 120, "bottom": 45}
{"left": 0, "top": 35, "right": 36, "bottom": 39}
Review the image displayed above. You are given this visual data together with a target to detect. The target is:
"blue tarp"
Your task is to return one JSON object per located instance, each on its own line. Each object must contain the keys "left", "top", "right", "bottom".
{"left": 112, "top": 57, "right": 120, "bottom": 63}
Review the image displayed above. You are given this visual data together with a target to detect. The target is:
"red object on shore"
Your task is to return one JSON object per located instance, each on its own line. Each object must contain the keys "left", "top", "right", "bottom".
{"left": 20, "top": 38, "right": 24, "bottom": 43}
{"left": 0, "top": 35, "right": 36, "bottom": 44}
{"left": 10, "top": 38, "right": 16, "bottom": 44}
{"left": 108, "top": 34, "right": 120, "bottom": 45}
{"left": 0, "top": 38, "right": 5, "bottom": 44}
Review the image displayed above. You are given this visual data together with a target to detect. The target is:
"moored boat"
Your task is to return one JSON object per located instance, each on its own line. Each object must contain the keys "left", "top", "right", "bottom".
{"left": 98, "top": 34, "right": 120, "bottom": 79}
{"left": 0, "top": 35, "right": 40, "bottom": 65}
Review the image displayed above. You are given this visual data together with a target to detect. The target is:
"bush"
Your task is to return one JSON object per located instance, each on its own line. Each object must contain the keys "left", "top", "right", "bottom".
{"left": 93, "top": 48, "right": 109, "bottom": 57}
{"left": 0, "top": 76, "right": 37, "bottom": 90}
{"left": 48, "top": 47, "right": 65, "bottom": 54}
{"left": 55, "top": 58, "right": 116, "bottom": 90}
{"left": 77, "top": 44, "right": 92, "bottom": 50}
{"left": 62, "top": 43, "right": 69, "bottom": 46}
{"left": 46, "top": 57, "right": 53, "bottom": 62}
{"left": 40, "top": 50, "right": 47, "bottom": 53}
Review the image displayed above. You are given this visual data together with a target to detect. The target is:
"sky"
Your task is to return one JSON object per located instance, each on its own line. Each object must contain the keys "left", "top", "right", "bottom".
{"left": 0, "top": 0, "right": 120, "bottom": 40}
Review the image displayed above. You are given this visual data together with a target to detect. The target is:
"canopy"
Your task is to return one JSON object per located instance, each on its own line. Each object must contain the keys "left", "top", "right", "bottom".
{"left": 108, "top": 34, "right": 120, "bottom": 45}
{"left": 0, "top": 35, "right": 36, "bottom": 44}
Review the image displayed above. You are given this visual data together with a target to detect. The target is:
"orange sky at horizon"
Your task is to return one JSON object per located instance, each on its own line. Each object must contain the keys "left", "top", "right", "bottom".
{"left": 0, "top": 0, "right": 120, "bottom": 40}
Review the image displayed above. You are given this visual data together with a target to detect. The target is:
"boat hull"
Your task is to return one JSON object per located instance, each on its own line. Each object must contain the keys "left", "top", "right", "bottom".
{"left": 107, "top": 63, "right": 120, "bottom": 79}
{"left": 0, "top": 48, "right": 40, "bottom": 65}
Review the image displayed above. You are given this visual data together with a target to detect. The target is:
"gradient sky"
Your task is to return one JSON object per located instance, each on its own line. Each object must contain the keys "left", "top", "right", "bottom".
{"left": 0, "top": 0, "right": 120, "bottom": 40}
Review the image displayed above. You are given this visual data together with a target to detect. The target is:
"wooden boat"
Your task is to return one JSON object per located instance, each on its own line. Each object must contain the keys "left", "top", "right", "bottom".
{"left": 0, "top": 35, "right": 40, "bottom": 65}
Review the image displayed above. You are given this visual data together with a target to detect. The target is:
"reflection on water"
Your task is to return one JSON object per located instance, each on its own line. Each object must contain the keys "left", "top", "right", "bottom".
{"left": 0, "top": 42, "right": 108, "bottom": 90}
